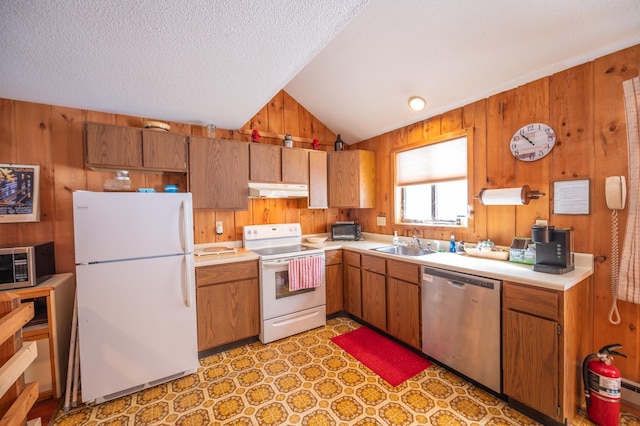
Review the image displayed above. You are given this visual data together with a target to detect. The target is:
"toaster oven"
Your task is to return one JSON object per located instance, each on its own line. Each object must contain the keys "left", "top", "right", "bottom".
{"left": 331, "top": 223, "right": 361, "bottom": 241}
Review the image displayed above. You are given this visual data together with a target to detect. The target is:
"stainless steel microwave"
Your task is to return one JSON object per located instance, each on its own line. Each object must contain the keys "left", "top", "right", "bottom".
{"left": 331, "top": 223, "right": 361, "bottom": 241}
{"left": 0, "top": 242, "right": 55, "bottom": 290}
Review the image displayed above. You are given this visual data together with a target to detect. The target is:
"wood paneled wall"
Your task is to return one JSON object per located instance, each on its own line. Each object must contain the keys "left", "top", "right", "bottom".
{"left": 352, "top": 45, "right": 640, "bottom": 383}
{"left": 2, "top": 45, "right": 639, "bottom": 385}
{"left": 0, "top": 90, "right": 343, "bottom": 273}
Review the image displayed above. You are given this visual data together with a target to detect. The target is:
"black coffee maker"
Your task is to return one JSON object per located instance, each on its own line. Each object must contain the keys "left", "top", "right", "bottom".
{"left": 531, "top": 225, "right": 575, "bottom": 274}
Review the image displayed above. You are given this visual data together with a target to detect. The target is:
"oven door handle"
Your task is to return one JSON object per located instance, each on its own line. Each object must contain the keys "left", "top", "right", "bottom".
{"left": 262, "top": 255, "right": 325, "bottom": 267}
{"left": 262, "top": 260, "right": 290, "bottom": 267}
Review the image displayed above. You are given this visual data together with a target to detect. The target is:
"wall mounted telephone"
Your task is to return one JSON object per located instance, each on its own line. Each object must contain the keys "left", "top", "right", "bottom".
{"left": 606, "top": 176, "right": 626, "bottom": 325}
{"left": 605, "top": 176, "right": 627, "bottom": 210}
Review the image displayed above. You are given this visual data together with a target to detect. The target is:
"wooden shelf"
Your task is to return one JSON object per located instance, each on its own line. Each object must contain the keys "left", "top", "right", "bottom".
{"left": 7, "top": 274, "right": 75, "bottom": 401}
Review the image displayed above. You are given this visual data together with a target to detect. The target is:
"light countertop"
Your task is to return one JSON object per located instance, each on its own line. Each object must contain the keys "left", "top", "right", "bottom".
{"left": 303, "top": 233, "right": 593, "bottom": 291}
{"left": 194, "top": 233, "right": 594, "bottom": 291}
{"left": 194, "top": 242, "right": 259, "bottom": 267}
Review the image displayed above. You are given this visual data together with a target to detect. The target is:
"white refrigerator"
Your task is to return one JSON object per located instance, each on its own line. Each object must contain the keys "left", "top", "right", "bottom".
{"left": 73, "top": 191, "right": 198, "bottom": 404}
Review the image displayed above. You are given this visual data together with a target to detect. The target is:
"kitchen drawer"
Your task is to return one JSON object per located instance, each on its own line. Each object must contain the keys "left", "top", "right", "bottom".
{"left": 361, "top": 254, "right": 385, "bottom": 275}
{"left": 344, "top": 250, "right": 360, "bottom": 268}
{"left": 325, "top": 249, "right": 342, "bottom": 266}
{"left": 386, "top": 259, "right": 420, "bottom": 284}
{"left": 196, "top": 260, "right": 258, "bottom": 287}
{"left": 504, "top": 281, "right": 559, "bottom": 321}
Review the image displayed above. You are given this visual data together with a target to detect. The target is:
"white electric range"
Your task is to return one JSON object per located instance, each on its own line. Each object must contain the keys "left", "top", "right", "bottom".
{"left": 243, "top": 223, "right": 326, "bottom": 343}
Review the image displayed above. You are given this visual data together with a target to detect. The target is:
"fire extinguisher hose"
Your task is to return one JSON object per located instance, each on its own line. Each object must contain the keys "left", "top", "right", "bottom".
{"left": 582, "top": 353, "right": 599, "bottom": 407}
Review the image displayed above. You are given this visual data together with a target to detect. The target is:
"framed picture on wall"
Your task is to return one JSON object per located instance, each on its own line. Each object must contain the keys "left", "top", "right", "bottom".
{"left": 0, "top": 164, "right": 41, "bottom": 223}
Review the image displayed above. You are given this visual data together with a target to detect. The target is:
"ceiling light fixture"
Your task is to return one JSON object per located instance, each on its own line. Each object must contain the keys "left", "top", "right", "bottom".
{"left": 408, "top": 96, "right": 426, "bottom": 111}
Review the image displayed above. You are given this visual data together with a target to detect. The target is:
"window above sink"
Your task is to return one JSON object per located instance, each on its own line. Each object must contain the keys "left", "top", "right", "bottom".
{"left": 392, "top": 129, "right": 472, "bottom": 229}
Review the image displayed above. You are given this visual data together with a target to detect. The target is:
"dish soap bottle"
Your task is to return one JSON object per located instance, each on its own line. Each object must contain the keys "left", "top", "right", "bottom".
{"left": 449, "top": 235, "right": 456, "bottom": 253}
{"left": 392, "top": 231, "right": 399, "bottom": 246}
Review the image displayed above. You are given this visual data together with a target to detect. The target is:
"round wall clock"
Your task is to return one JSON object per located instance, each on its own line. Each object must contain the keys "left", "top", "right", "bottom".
{"left": 510, "top": 123, "right": 556, "bottom": 161}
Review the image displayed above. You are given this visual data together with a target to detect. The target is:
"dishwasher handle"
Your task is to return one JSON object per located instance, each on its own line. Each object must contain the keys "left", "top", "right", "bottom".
{"left": 423, "top": 266, "right": 501, "bottom": 291}
{"left": 447, "top": 279, "right": 466, "bottom": 288}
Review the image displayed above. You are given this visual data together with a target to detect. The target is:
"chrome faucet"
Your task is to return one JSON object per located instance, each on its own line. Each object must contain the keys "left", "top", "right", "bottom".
{"left": 411, "top": 235, "right": 423, "bottom": 248}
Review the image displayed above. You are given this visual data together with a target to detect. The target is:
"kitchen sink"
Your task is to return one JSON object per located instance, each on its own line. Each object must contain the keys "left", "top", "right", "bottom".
{"left": 371, "top": 245, "right": 436, "bottom": 257}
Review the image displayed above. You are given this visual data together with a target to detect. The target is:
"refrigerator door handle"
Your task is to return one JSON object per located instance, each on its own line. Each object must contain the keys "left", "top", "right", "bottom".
{"left": 180, "top": 199, "right": 194, "bottom": 253}
{"left": 184, "top": 255, "right": 195, "bottom": 307}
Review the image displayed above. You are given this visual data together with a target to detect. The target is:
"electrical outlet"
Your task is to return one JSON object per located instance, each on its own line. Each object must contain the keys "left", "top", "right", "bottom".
{"left": 535, "top": 219, "right": 548, "bottom": 226}
{"left": 376, "top": 216, "right": 386, "bottom": 226}
{"left": 216, "top": 221, "right": 223, "bottom": 235}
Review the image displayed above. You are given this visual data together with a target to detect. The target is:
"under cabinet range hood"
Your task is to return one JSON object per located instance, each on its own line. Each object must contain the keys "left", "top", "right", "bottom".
{"left": 248, "top": 182, "right": 308, "bottom": 199}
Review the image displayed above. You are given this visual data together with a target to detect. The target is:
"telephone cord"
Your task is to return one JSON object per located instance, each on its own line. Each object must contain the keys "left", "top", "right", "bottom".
{"left": 608, "top": 209, "right": 621, "bottom": 325}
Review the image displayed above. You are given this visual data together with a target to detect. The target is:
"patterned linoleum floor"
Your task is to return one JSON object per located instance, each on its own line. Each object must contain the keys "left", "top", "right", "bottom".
{"left": 52, "top": 317, "right": 639, "bottom": 426}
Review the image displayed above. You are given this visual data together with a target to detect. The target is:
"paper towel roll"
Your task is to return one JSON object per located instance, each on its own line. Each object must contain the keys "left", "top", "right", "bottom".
{"left": 479, "top": 187, "right": 528, "bottom": 205}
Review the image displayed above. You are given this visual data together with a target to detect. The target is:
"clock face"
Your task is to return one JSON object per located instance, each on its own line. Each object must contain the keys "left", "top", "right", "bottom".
{"left": 510, "top": 123, "right": 556, "bottom": 161}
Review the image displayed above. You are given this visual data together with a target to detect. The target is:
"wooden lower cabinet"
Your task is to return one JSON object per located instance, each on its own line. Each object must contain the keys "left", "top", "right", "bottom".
{"left": 361, "top": 251, "right": 387, "bottom": 331}
{"left": 344, "top": 252, "right": 421, "bottom": 349}
{"left": 503, "top": 279, "right": 591, "bottom": 425}
{"left": 325, "top": 249, "right": 343, "bottom": 314}
{"left": 362, "top": 270, "right": 386, "bottom": 331}
{"left": 196, "top": 261, "right": 259, "bottom": 351}
{"left": 504, "top": 307, "right": 558, "bottom": 416}
{"left": 386, "top": 259, "right": 421, "bottom": 349}
{"left": 343, "top": 251, "right": 362, "bottom": 317}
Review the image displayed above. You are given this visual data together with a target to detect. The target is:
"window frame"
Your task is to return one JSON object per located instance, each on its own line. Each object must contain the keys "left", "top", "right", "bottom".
{"left": 391, "top": 128, "right": 475, "bottom": 231}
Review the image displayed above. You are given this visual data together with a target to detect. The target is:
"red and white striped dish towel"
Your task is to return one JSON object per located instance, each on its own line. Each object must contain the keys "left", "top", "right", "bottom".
{"left": 289, "top": 256, "right": 323, "bottom": 291}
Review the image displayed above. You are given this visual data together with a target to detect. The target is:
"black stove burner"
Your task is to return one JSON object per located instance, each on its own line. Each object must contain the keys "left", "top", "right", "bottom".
{"left": 251, "top": 244, "right": 315, "bottom": 256}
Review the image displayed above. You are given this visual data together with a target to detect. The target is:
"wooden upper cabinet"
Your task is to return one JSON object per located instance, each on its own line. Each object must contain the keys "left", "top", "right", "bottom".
{"left": 249, "top": 143, "right": 281, "bottom": 182}
{"left": 189, "top": 136, "right": 249, "bottom": 210}
{"left": 85, "top": 122, "right": 187, "bottom": 172}
{"left": 308, "top": 150, "right": 328, "bottom": 208}
{"left": 249, "top": 143, "right": 310, "bottom": 184}
{"left": 86, "top": 122, "right": 142, "bottom": 168}
{"left": 281, "top": 147, "right": 309, "bottom": 184}
{"left": 328, "top": 150, "right": 375, "bottom": 208}
{"left": 141, "top": 130, "right": 187, "bottom": 172}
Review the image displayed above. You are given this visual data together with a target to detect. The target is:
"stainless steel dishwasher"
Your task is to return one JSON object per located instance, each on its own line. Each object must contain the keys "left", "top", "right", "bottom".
{"left": 422, "top": 266, "right": 502, "bottom": 393}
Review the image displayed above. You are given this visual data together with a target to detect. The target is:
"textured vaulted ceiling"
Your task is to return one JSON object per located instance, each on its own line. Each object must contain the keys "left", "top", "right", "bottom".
{"left": 1, "top": 0, "right": 639, "bottom": 144}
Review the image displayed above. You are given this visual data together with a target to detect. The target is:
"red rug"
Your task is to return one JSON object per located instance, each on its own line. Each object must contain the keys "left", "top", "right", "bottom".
{"left": 331, "top": 326, "right": 432, "bottom": 386}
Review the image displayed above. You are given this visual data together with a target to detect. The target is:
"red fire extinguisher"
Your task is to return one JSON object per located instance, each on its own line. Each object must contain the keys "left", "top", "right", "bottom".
{"left": 583, "top": 344, "right": 626, "bottom": 426}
